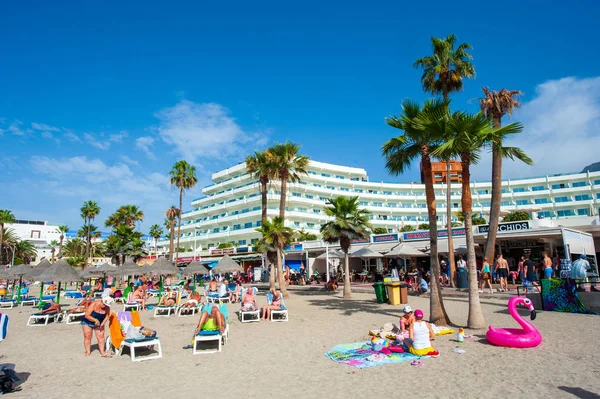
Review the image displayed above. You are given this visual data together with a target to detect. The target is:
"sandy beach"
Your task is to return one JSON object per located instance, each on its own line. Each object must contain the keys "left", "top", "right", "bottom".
{"left": 1, "top": 289, "right": 599, "bottom": 399}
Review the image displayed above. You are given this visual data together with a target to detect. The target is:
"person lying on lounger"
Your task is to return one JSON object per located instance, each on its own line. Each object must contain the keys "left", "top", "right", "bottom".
{"left": 158, "top": 291, "right": 177, "bottom": 307}
{"left": 261, "top": 288, "right": 282, "bottom": 320}
{"left": 181, "top": 292, "right": 201, "bottom": 308}
{"left": 40, "top": 302, "right": 62, "bottom": 314}
{"left": 241, "top": 288, "right": 257, "bottom": 311}
{"left": 194, "top": 305, "right": 226, "bottom": 335}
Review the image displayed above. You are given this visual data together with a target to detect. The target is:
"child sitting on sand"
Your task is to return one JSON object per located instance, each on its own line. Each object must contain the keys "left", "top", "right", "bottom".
{"left": 403, "top": 309, "right": 439, "bottom": 357}
{"left": 399, "top": 305, "right": 414, "bottom": 334}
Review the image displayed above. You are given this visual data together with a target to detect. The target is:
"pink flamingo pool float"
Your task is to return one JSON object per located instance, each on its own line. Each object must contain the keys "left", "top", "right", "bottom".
{"left": 486, "top": 296, "right": 542, "bottom": 348}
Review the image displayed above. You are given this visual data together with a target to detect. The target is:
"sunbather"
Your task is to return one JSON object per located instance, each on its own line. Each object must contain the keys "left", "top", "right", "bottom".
{"left": 261, "top": 288, "right": 282, "bottom": 320}
{"left": 194, "top": 305, "right": 226, "bottom": 335}
{"left": 241, "top": 288, "right": 257, "bottom": 311}
{"left": 81, "top": 294, "right": 113, "bottom": 357}
{"left": 40, "top": 302, "right": 62, "bottom": 314}
{"left": 129, "top": 286, "right": 147, "bottom": 309}
{"left": 218, "top": 280, "right": 230, "bottom": 299}
{"left": 183, "top": 279, "right": 193, "bottom": 294}
{"left": 231, "top": 280, "right": 242, "bottom": 302}
{"left": 182, "top": 292, "right": 201, "bottom": 308}
{"left": 158, "top": 291, "right": 177, "bottom": 307}
{"left": 206, "top": 279, "right": 218, "bottom": 297}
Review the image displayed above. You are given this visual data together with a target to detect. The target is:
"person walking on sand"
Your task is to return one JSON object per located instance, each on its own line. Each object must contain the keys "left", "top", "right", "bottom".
{"left": 495, "top": 254, "right": 509, "bottom": 292}
{"left": 479, "top": 257, "right": 494, "bottom": 294}
{"left": 542, "top": 251, "right": 553, "bottom": 279}
{"left": 523, "top": 254, "right": 540, "bottom": 293}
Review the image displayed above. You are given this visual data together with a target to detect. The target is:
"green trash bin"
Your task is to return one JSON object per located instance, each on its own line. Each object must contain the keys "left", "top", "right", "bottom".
{"left": 373, "top": 282, "right": 388, "bottom": 304}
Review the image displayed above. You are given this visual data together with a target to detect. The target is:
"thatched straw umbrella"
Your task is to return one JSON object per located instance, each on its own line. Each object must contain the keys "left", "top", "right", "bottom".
{"left": 147, "top": 256, "right": 180, "bottom": 295}
{"left": 37, "top": 259, "right": 84, "bottom": 304}
{"left": 185, "top": 260, "right": 210, "bottom": 292}
{"left": 212, "top": 254, "right": 243, "bottom": 274}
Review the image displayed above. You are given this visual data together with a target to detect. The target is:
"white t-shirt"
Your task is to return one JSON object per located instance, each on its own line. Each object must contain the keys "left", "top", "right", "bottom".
{"left": 412, "top": 321, "right": 431, "bottom": 350}
{"left": 457, "top": 259, "right": 466, "bottom": 269}
{"left": 218, "top": 283, "right": 227, "bottom": 297}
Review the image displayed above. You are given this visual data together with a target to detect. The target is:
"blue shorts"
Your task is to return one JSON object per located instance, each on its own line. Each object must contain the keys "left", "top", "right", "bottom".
{"left": 544, "top": 268, "right": 553, "bottom": 278}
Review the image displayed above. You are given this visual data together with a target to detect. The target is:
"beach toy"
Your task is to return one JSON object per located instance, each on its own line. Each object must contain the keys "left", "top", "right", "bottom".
{"left": 370, "top": 336, "right": 390, "bottom": 352}
{"left": 486, "top": 297, "right": 542, "bottom": 348}
{"left": 457, "top": 328, "right": 464, "bottom": 343}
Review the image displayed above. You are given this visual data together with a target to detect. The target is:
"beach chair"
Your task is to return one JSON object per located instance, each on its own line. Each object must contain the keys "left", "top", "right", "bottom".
{"left": 266, "top": 292, "right": 288, "bottom": 322}
{"left": 20, "top": 297, "right": 39, "bottom": 307}
{"left": 63, "top": 310, "right": 86, "bottom": 325}
{"left": 178, "top": 298, "right": 201, "bottom": 317}
{"left": 154, "top": 292, "right": 180, "bottom": 317}
{"left": 193, "top": 304, "right": 229, "bottom": 355}
{"left": 239, "top": 287, "right": 260, "bottom": 323}
{"left": 27, "top": 311, "right": 62, "bottom": 326}
{"left": 107, "top": 312, "right": 162, "bottom": 362}
{"left": 0, "top": 299, "right": 16, "bottom": 309}
{"left": 123, "top": 293, "right": 142, "bottom": 312}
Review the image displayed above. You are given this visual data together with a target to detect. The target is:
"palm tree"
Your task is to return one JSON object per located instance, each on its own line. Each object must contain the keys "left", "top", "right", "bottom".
{"left": 246, "top": 150, "right": 277, "bottom": 224}
{"left": 0, "top": 228, "right": 18, "bottom": 265}
{"left": 80, "top": 200, "right": 101, "bottom": 266}
{"left": 63, "top": 237, "right": 85, "bottom": 258}
{"left": 320, "top": 196, "right": 372, "bottom": 299}
{"left": 431, "top": 110, "right": 526, "bottom": 328}
{"left": 256, "top": 217, "right": 294, "bottom": 298}
{"left": 14, "top": 240, "right": 37, "bottom": 264}
{"left": 105, "top": 205, "right": 144, "bottom": 228}
{"left": 49, "top": 240, "right": 59, "bottom": 262}
{"left": 414, "top": 34, "right": 475, "bottom": 287}
{"left": 170, "top": 160, "right": 198, "bottom": 266}
{"left": 383, "top": 98, "right": 451, "bottom": 325}
{"left": 57, "top": 225, "right": 69, "bottom": 258}
{"left": 164, "top": 206, "right": 180, "bottom": 262}
{"left": 0, "top": 210, "right": 16, "bottom": 260}
{"left": 478, "top": 87, "right": 531, "bottom": 263}
{"left": 149, "top": 224, "right": 164, "bottom": 258}
{"left": 268, "top": 142, "right": 309, "bottom": 220}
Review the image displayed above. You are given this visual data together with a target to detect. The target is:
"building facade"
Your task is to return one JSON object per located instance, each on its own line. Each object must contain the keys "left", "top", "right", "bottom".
{"left": 160, "top": 160, "right": 600, "bottom": 253}
{"left": 6, "top": 220, "right": 62, "bottom": 263}
{"left": 423, "top": 160, "right": 463, "bottom": 184}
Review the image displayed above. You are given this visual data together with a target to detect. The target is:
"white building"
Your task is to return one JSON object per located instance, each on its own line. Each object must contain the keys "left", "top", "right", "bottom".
{"left": 161, "top": 160, "right": 600, "bottom": 253}
{"left": 6, "top": 220, "right": 62, "bottom": 263}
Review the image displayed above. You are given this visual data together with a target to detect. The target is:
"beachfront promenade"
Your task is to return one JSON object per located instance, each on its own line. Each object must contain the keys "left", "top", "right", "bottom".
{"left": 2, "top": 289, "right": 598, "bottom": 398}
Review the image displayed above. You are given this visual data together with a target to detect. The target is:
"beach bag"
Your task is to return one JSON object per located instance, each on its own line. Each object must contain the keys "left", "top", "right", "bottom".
{"left": 0, "top": 368, "right": 17, "bottom": 394}
{"left": 125, "top": 324, "right": 144, "bottom": 340}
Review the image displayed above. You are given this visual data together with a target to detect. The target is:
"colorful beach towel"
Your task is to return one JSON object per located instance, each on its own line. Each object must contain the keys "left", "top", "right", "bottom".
{"left": 0, "top": 313, "right": 8, "bottom": 342}
{"left": 325, "top": 342, "right": 422, "bottom": 368}
{"left": 541, "top": 278, "right": 598, "bottom": 314}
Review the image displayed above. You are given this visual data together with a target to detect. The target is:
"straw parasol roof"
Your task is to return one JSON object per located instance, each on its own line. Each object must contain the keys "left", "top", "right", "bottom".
{"left": 185, "top": 260, "right": 210, "bottom": 275}
{"left": 1, "top": 264, "right": 35, "bottom": 279}
{"left": 350, "top": 246, "right": 383, "bottom": 259}
{"left": 212, "top": 254, "right": 243, "bottom": 273}
{"left": 114, "top": 259, "right": 144, "bottom": 277}
{"left": 386, "top": 243, "right": 428, "bottom": 258}
{"left": 37, "top": 259, "right": 84, "bottom": 282}
{"left": 316, "top": 249, "right": 345, "bottom": 259}
{"left": 147, "top": 256, "right": 180, "bottom": 276}
{"left": 28, "top": 258, "right": 52, "bottom": 279}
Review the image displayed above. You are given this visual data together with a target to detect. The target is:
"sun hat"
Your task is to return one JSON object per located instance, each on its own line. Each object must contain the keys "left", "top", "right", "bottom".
{"left": 414, "top": 309, "right": 424, "bottom": 319}
{"left": 101, "top": 295, "right": 114, "bottom": 306}
{"left": 403, "top": 305, "right": 412, "bottom": 313}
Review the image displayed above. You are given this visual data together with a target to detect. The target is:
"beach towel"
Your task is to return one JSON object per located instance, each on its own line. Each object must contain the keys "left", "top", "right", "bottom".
{"left": 109, "top": 313, "right": 125, "bottom": 350}
{"left": 541, "top": 278, "right": 598, "bottom": 314}
{"left": 0, "top": 313, "right": 8, "bottom": 342}
{"left": 325, "top": 342, "right": 423, "bottom": 368}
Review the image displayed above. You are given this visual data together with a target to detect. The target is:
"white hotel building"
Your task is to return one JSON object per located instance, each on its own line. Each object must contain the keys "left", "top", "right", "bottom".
{"left": 162, "top": 160, "right": 600, "bottom": 253}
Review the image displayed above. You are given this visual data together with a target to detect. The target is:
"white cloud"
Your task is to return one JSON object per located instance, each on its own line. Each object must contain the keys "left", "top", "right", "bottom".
{"left": 31, "top": 156, "right": 134, "bottom": 183}
{"left": 471, "top": 76, "right": 600, "bottom": 180}
{"left": 63, "top": 129, "right": 81, "bottom": 142}
{"left": 83, "top": 133, "right": 111, "bottom": 150}
{"left": 154, "top": 100, "right": 267, "bottom": 163}
{"left": 135, "top": 136, "right": 157, "bottom": 160}
{"left": 119, "top": 155, "right": 140, "bottom": 166}
{"left": 8, "top": 120, "right": 24, "bottom": 136}
{"left": 109, "top": 130, "right": 128, "bottom": 143}
{"left": 31, "top": 122, "right": 60, "bottom": 132}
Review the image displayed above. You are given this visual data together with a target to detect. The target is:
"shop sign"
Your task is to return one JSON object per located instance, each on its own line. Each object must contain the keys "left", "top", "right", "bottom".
{"left": 477, "top": 221, "right": 530, "bottom": 234}
{"left": 210, "top": 247, "right": 236, "bottom": 256}
{"left": 351, "top": 237, "right": 370, "bottom": 244}
{"left": 402, "top": 228, "right": 466, "bottom": 241}
{"left": 500, "top": 240, "right": 543, "bottom": 249}
{"left": 236, "top": 247, "right": 249, "bottom": 253}
{"left": 372, "top": 233, "right": 399, "bottom": 243}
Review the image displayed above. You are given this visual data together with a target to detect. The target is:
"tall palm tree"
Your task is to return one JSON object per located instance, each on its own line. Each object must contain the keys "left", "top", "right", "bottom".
{"left": 49, "top": 239, "right": 59, "bottom": 262}
{"left": 63, "top": 237, "right": 85, "bottom": 258}
{"left": 431, "top": 110, "right": 527, "bottom": 328}
{"left": 320, "top": 196, "right": 372, "bottom": 299}
{"left": 0, "top": 210, "right": 16, "bottom": 259}
{"left": 80, "top": 200, "right": 101, "bottom": 266}
{"left": 268, "top": 142, "right": 309, "bottom": 220}
{"left": 414, "top": 34, "right": 475, "bottom": 286}
{"left": 105, "top": 205, "right": 144, "bottom": 228}
{"left": 478, "top": 87, "right": 531, "bottom": 263}
{"left": 170, "top": 160, "right": 198, "bottom": 266}
{"left": 0, "top": 228, "right": 18, "bottom": 265}
{"left": 246, "top": 150, "right": 277, "bottom": 224}
{"left": 149, "top": 224, "right": 164, "bottom": 258}
{"left": 14, "top": 240, "right": 37, "bottom": 264}
{"left": 57, "top": 225, "right": 69, "bottom": 258}
{"left": 256, "top": 217, "right": 294, "bottom": 298}
{"left": 164, "top": 206, "right": 180, "bottom": 262}
{"left": 383, "top": 98, "right": 451, "bottom": 325}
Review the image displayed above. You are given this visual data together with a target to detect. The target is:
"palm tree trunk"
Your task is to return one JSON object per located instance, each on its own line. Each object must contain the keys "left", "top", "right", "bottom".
{"left": 343, "top": 250, "right": 351, "bottom": 299}
{"left": 279, "top": 176, "right": 287, "bottom": 219}
{"left": 175, "top": 189, "right": 183, "bottom": 266}
{"left": 155, "top": 238, "right": 158, "bottom": 258}
{"left": 59, "top": 236, "right": 64, "bottom": 258}
{"left": 0, "top": 225, "right": 4, "bottom": 263}
{"left": 276, "top": 247, "right": 288, "bottom": 298}
{"left": 446, "top": 160, "right": 456, "bottom": 287}
{"left": 169, "top": 220, "right": 175, "bottom": 261}
{"left": 85, "top": 218, "right": 91, "bottom": 269}
{"left": 261, "top": 178, "right": 268, "bottom": 223}
{"left": 484, "top": 116, "right": 503, "bottom": 264}
{"left": 461, "top": 156, "right": 485, "bottom": 329}
{"left": 268, "top": 255, "right": 275, "bottom": 290}
{"left": 422, "top": 152, "right": 451, "bottom": 325}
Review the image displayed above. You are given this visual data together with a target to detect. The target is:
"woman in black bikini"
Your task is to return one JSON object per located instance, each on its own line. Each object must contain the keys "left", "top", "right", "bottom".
{"left": 81, "top": 295, "right": 112, "bottom": 357}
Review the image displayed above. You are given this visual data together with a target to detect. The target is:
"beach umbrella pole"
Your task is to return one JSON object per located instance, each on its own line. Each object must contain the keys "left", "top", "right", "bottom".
{"left": 38, "top": 282, "right": 44, "bottom": 309}
{"left": 56, "top": 281, "right": 61, "bottom": 305}
{"left": 16, "top": 276, "right": 23, "bottom": 304}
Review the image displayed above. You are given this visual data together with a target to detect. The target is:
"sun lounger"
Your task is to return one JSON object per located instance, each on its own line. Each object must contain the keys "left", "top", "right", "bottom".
{"left": 0, "top": 300, "right": 16, "bottom": 309}
{"left": 124, "top": 302, "right": 142, "bottom": 312}
{"left": 65, "top": 311, "right": 86, "bottom": 325}
{"left": 267, "top": 292, "right": 289, "bottom": 322}
{"left": 27, "top": 312, "right": 62, "bottom": 326}
{"left": 178, "top": 303, "right": 201, "bottom": 317}
{"left": 154, "top": 292, "right": 181, "bottom": 317}
{"left": 193, "top": 304, "right": 229, "bottom": 355}
{"left": 20, "top": 297, "right": 39, "bottom": 307}
{"left": 107, "top": 312, "right": 162, "bottom": 362}
{"left": 239, "top": 287, "right": 260, "bottom": 323}
{"left": 207, "top": 294, "right": 231, "bottom": 304}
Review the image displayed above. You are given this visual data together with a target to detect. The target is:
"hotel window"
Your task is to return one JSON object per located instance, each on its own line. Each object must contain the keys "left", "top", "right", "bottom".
{"left": 575, "top": 194, "right": 591, "bottom": 201}
{"left": 306, "top": 194, "right": 313, "bottom": 199}
{"left": 294, "top": 221, "right": 300, "bottom": 227}
{"left": 351, "top": 177, "right": 359, "bottom": 181}
{"left": 513, "top": 188, "right": 526, "bottom": 193}
{"left": 501, "top": 189, "right": 510, "bottom": 193}
{"left": 238, "top": 240, "right": 247, "bottom": 246}
{"left": 557, "top": 210, "right": 575, "bottom": 217}
{"left": 406, "top": 216, "right": 417, "bottom": 221}
{"left": 313, "top": 184, "right": 322, "bottom": 188}
{"left": 382, "top": 191, "right": 392, "bottom": 195}
{"left": 597, "top": 193, "right": 600, "bottom": 199}
{"left": 326, "top": 185, "right": 335, "bottom": 190}
{"left": 298, "top": 208, "right": 307, "bottom": 212}
{"left": 233, "top": 224, "right": 241, "bottom": 230}
{"left": 535, "top": 198, "right": 549, "bottom": 204}
{"left": 308, "top": 171, "right": 317, "bottom": 175}
{"left": 319, "top": 197, "right": 327, "bottom": 201}
{"left": 416, "top": 204, "right": 426, "bottom": 208}
{"left": 594, "top": 180, "right": 600, "bottom": 185}
{"left": 388, "top": 203, "right": 397, "bottom": 208}
{"left": 480, "top": 202, "right": 491, "bottom": 207}
{"left": 532, "top": 186, "right": 546, "bottom": 191}
{"left": 516, "top": 199, "right": 530, "bottom": 205}
{"left": 554, "top": 196, "right": 569, "bottom": 203}
{"left": 360, "top": 202, "right": 369, "bottom": 206}
{"left": 292, "top": 192, "right": 301, "bottom": 197}
{"left": 354, "top": 189, "right": 363, "bottom": 193}
{"left": 340, "top": 187, "right": 349, "bottom": 192}
{"left": 252, "top": 206, "right": 260, "bottom": 211}
{"left": 538, "top": 211, "right": 553, "bottom": 218}
{"left": 335, "top": 175, "right": 344, "bottom": 179}
{"left": 256, "top": 221, "right": 261, "bottom": 226}
{"left": 501, "top": 201, "right": 511, "bottom": 206}
{"left": 312, "top": 209, "right": 320, "bottom": 214}
{"left": 241, "top": 208, "right": 249, "bottom": 213}
{"left": 453, "top": 203, "right": 459, "bottom": 208}
{"left": 251, "top": 238, "right": 258, "bottom": 244}
{"left": 212, "top": 228, "right": 219, "bottom": 233}
{"left": 477, "top": 190, "right": 489, "bottom": 195}
{"left": 307, "top": 223, "right": 314, "bottom": 228}
{"left": 572, "top": 181, "right": 587, "bottom": 187}
{"left": 551, "top": 183, "right": 566, "bottom": 189}
{"left": 577, "top": 209, "right": 590, "bottom": 216}
{"left": 321, "top": 173, "right": 331, "bottom": 177}
{"left": 244, "top": 222, "right": 252, "bottom": 228}
{"left": 373, "top": 202, "right": 383, "bottom": 207}
{"left": 231, "top": 211, "right": 239, "bottom": 216}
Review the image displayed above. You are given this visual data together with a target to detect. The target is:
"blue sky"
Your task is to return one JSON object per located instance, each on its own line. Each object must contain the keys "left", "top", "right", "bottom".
{"left": 1, "top": 0, "right": 599, "bottom": 232}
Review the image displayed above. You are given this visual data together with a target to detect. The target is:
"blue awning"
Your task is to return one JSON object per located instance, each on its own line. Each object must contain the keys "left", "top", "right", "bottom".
{"left": 284, "top": 260, "right": 302, "bottom": 271}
